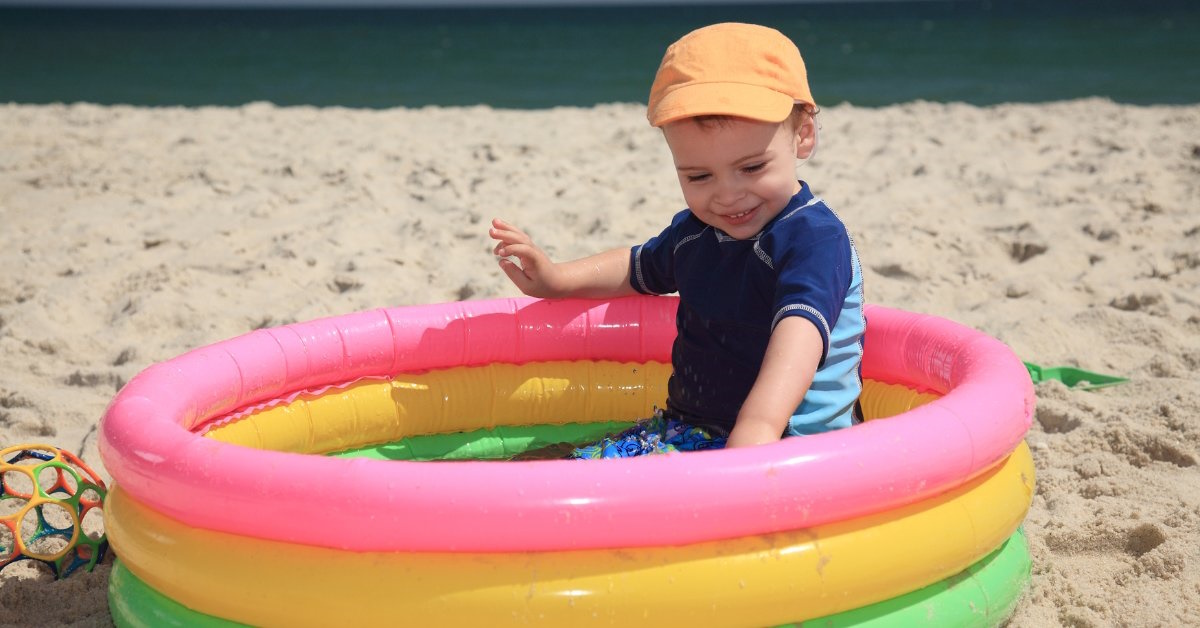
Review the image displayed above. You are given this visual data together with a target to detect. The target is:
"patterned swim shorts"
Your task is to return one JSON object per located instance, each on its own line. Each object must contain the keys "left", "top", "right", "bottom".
{"left": 570, "top": 413, "right": 728, "bottom": 459}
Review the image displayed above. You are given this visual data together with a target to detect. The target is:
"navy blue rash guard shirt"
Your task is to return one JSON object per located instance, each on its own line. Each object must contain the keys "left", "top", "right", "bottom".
{"left": 629, "top": 182, "right": 866, "bottom": 436}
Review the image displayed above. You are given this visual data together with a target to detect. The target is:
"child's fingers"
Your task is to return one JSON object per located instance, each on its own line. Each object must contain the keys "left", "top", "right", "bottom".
{"left": 496, "top": 242, "right": 537, "bottom": 265}
{"left": 490, "top": 229, "right": 519, "bottom": 251}
{"left": 497, "top": 256, "right": 523, "bottom": 275}
{"left": 492, "top": 217, "right": 525, "bottom": 235}
{"left": 489, "top": 218, "right": 513, "bottom": 237}
{"left": 492, "top": 219, "right": 554, "bottom": 298}
{"left": 497, "top": 258, "right": 535, "bottom": 291}
{"left": 489, "top": 219, "right": 532, "bottom": 245}
{"left": 491, "top": 229, "right": 530, "bottom": 247}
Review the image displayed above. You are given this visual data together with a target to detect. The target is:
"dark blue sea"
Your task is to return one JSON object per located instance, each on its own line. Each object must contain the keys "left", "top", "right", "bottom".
{"left": 2, "top": 1, "right": 1198, "bottom": 109}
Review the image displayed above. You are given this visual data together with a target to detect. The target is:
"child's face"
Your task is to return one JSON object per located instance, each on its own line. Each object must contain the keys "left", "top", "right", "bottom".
{"left": 662, "top": 115, "right": 812, "bottom": 240}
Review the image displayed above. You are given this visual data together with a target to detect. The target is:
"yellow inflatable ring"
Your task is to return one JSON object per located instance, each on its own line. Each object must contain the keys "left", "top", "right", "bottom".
{"left": 106, "top": 444, "right": 1032, "bottom": 626}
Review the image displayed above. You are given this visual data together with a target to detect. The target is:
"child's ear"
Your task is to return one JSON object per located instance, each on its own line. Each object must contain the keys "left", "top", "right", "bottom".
{"left": 794, "top": 117, "right": 817, "bottom": 160}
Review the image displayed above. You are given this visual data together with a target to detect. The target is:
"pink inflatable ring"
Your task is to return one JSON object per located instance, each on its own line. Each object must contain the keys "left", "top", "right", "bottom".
{"left": 100, "top": 296, "right": 1034, "bottom": 552}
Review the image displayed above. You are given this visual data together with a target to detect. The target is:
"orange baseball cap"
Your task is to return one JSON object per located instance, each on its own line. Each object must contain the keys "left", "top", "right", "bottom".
{"left": 646, "top": 23, "right": 814, "bottom": 127}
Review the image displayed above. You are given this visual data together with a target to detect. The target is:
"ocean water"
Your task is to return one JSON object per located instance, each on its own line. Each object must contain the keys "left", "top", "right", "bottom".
{"left": 2, "top": 1, "right": 1198, "bottom": 109}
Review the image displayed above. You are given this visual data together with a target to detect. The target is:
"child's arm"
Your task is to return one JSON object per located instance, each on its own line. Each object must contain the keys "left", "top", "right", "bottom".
{"left": 725, "top": 317, "right": 823, "bottom": 448}
{"left": 490, "top": 218, "right": 638, "bottom": 299}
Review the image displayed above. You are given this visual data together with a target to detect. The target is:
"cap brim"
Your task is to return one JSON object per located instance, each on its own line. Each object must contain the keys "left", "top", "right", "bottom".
{"left": 648, "top": 82, "right": 796, "bottom": 127}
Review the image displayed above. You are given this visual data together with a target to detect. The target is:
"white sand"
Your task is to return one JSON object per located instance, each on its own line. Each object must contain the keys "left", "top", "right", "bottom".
{"left": 1, "top": 100, "right": 1198, "bottom": 626}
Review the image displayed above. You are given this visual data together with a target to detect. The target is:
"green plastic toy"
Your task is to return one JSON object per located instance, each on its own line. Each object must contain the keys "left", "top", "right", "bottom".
{"left": 1023, "top": 362, "right": 1127, "bottom": 390}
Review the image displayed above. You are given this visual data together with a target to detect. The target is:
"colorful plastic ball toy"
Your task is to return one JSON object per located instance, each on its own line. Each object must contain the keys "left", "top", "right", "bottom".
{"left": 0, "top": 443, "right": 108, "bottom": 578}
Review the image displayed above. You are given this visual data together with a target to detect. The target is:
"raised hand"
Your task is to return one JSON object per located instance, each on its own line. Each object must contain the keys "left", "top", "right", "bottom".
{"left": 489, "top": 218, "right": 638, "bottom": 300}
{"left": 490, "top": 218, "right": 571, "bottom": 298}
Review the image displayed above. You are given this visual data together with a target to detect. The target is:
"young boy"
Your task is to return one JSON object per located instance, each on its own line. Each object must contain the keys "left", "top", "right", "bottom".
{"left": 490, "top": 23, "right": 865, "bottom": 454}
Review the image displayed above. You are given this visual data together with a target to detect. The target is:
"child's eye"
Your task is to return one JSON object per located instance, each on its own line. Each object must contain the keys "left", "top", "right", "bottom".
{"left": 742, "top": 162, "right": 766, "bottom": 174}
{"left": 686, "top": 173, "right": 711, "bottom": 183}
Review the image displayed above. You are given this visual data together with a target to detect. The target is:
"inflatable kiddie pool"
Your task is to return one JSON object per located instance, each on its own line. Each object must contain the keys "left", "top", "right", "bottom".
{"left": 101, "top": 295, "right": 1035, "bottom": 627}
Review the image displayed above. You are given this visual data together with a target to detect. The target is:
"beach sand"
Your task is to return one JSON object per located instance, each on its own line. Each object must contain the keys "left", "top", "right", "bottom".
{"left": 1, "top": 100, "right": 1198, "bottom": 626}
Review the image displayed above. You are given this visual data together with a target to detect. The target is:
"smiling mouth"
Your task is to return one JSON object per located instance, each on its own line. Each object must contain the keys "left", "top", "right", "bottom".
{"left": 724, "top": 206, "right": 757, "bottom": 224}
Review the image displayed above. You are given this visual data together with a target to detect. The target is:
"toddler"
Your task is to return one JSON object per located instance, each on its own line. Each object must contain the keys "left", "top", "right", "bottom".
{"left": 491, "top": 22, "right": 865, "bottom": 456}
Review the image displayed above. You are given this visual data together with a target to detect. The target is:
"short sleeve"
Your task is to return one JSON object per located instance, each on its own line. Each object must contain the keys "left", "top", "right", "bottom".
{"left": 629, "top": 210, "right": 692, "bottom": 295}
{"left": 767, "top": 222, "right": 853, "bottom": 365}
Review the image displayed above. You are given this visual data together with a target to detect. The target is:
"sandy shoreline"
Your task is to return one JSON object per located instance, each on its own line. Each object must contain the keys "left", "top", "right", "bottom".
{"left": 2, "top": 100, "right": 1198, "bottom": 626}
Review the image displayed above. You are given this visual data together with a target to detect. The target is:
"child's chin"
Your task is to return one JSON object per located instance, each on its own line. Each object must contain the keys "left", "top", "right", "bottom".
{"left": 721, "top": 223, "right": 762, "bottom": 240}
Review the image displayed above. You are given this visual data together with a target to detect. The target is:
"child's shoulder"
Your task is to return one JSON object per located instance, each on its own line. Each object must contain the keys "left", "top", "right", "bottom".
{"left": 761, "top": 199, "right": 852, "bottom": 260}
{"left": 770, "top": 197, "right": 848, "bottom": 239}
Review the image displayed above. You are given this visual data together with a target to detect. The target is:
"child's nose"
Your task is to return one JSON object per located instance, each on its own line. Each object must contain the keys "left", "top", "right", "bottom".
{"left": 713, "top": 179, "right": 744, "bottom": 207}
